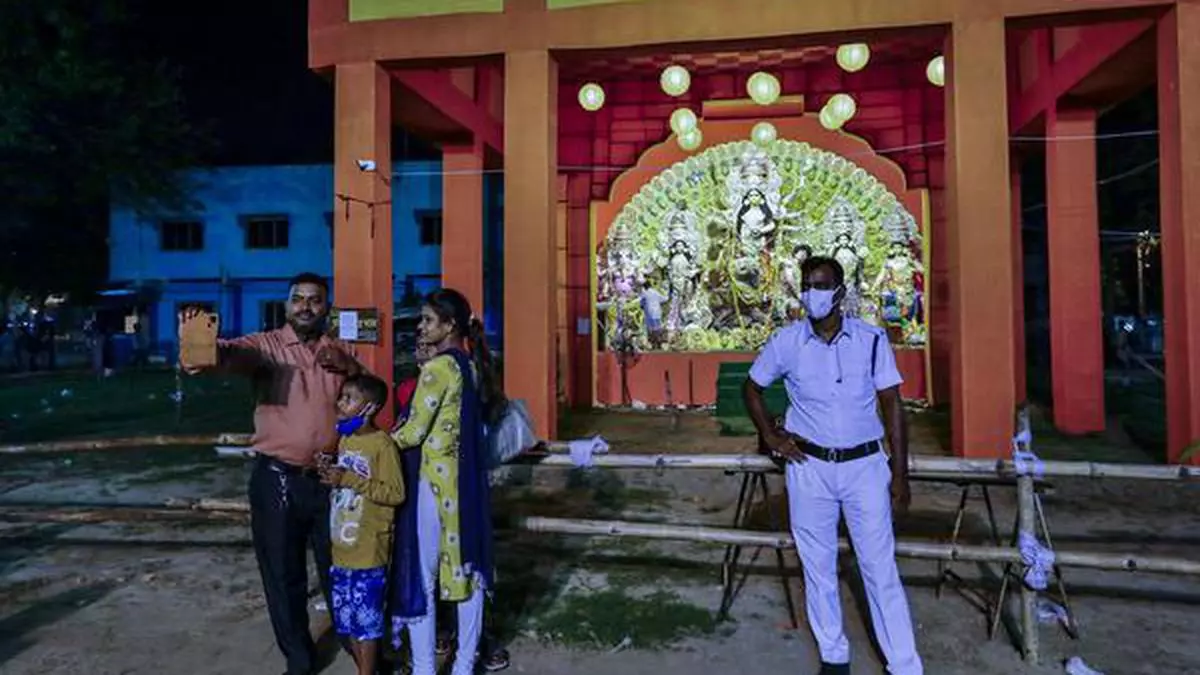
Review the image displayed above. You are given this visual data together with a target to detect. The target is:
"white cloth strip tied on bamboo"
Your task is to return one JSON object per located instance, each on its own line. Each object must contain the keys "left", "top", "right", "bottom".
{"left": 1019, "top": 531, "right": 1056, "bottom": 591}
{"left": 567, "top": 436, "right": 610, "bottom": 468}
{"left": 1011, "top": 409, "right": 1044, "bottom": 479}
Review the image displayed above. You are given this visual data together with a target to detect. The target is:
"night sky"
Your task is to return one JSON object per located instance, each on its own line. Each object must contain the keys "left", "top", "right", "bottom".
{"left": 133, "top": 0, "right": 334, "bottom": 166}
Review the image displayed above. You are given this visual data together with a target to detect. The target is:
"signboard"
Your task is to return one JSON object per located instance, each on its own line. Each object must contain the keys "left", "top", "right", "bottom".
{"left": 330, "top": 308, "right": 381, "bottom": 344}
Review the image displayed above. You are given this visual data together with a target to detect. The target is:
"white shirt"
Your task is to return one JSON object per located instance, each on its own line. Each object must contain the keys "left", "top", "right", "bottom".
{"left": 748, "top": 317, "right": 903, "bottom": 449}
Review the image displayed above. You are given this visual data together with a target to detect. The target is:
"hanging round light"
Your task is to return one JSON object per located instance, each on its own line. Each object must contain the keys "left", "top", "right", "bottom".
{"left": 660, "top": 65, "right": 691, "bottom": 97}
{"left": 819, "top": 104, "right": 845, "bottom": 131}
{"left": 827, "top": 93, "right": 857, "bottom": 122}
{"left": 578, "top": 83, "right": 606, "bottom": 111}
{"left": 678, "top": 127, "right": 703, "bottom": 152}
{"left": 926, "top": 56, "right": 945, "bottom": 87}
{"left": 751, "top": 121, "right": 778, "bottom": 146}
{"left": 746, "top": 72, "right": 782, "bottom": 106}
{"left": 835, "top": 43, "right": 871, "bottom": 73}
{"left": 669, "top": 108, "right": 698, "bottom": 135}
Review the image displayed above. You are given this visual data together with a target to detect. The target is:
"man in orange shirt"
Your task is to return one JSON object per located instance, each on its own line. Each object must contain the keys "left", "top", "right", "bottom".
{"left": 180, "top": 272, "right": 363, "bottom": 675}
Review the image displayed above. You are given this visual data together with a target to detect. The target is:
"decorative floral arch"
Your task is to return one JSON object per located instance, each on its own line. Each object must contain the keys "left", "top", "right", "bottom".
{"left": 593, "top": 115, "right": 928, "bottom": 353}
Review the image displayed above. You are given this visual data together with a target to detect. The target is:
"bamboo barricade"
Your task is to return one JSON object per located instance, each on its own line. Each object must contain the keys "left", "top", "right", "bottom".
{"left": 5, "top": 433, "right": 1200, "bottom": 664}
{"left": 4, "top": 502, "right": 1200, "bottom": 577}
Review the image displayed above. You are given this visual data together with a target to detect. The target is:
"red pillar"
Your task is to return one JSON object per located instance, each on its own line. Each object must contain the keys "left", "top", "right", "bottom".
{"left": 945, "top": 19, "right": 1017, "bottom": 457}
{"left": 334, "top": 62, "right": 394, "bottom": 428}
{"left": 566, "top": 174, "right": 593, "bottom": 408}
{"left": 1157, "top": 6, "right": 1200, "bottom": 464}
{"left": 503, "top": 50, "right": 558, "bottom": 440}
{"left": 1011, "top": 157, "right": 1027, "bottom": 403}
{"left": 1046, "top": 108, "right": 1105, "bottom": 434}
{"left": 442, "top": 142, "right": 485, "bottom": 313}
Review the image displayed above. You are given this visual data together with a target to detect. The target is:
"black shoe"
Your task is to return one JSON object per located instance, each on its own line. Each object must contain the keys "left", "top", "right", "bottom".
{"left": 819, "top": 663, "right": 850, "bottom": 675}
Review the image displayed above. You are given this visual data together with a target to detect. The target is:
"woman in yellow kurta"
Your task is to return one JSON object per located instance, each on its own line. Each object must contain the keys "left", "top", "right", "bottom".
{"left": 389, "top": 288, "right": 501, "bottom": 675}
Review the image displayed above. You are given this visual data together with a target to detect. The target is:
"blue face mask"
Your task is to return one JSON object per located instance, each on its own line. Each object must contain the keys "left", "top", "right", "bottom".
{"left": 335, "top": 414, "right": 366, "bottom": 436}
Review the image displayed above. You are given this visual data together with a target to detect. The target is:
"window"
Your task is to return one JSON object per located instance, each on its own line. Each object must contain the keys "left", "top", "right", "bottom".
{"left": 160, "top": 221, "right": 204, "bottom": 251}
{"left": 244, "top": 215, "right": 290, "bottom": 249}
{"left": 262, "top": 301, "right": 287, "bottom": 331}
{"left": 417, "top": 210, "right": 443, "bottom": 246}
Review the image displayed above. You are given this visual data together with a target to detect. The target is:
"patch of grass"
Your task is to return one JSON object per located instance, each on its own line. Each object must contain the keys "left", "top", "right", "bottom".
{"left": 529, "top": 586, "right": 717, "bottom": 649}
{"left": 0, "top": 369, "right": 251, "bottom": 444}
{"left": 494, "top": 469, "right": 671, "bottom": 520}
{"left": 0, "top": 445, "right": 233, "bottom": 482}
{"left": 1105, "top": 377, "right": 1166, "bottom": 458}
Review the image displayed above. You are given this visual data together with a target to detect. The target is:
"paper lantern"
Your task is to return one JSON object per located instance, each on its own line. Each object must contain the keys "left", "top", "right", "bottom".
{"left": 819, "top": 105, "right": 845, "bottom": 131}
{"left": 747, "top": 72, "right": 781, "bottom": 106}
{"left": 827, "top": 93, "right": 857, "bottom": 122}
{"left": 926, "top": 56, "right": 945, "bottom": 87}
{"left": 751, "top": 121, "right": 777, "bottom": 145}
{"left": 669, "top": 108, "right": 698, "bottom": 135}
{"left": 660, "top": 65, "right": 691, "bottom": 97}
{"left": 836, "top": 43, "right": 870, "bottom": 73}
{"left": 678, "top": 128, "right": 703, "bottom": 151}
{"left": 578, "top": 83, "right": 606, "bottom": 111}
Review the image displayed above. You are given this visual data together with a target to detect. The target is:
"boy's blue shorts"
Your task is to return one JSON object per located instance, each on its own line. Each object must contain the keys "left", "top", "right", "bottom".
{"left": 331, "top": 565, "right": 388, "bottom": 641}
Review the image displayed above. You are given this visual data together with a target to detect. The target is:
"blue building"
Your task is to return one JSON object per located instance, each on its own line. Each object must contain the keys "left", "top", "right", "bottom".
{"left": 107, "top": 163, "right": 503, "bottom": 358}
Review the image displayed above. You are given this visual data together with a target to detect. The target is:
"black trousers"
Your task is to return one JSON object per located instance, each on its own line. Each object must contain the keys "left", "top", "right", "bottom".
{"left": 249, "top": 456, "right": 337, "bottom": 675}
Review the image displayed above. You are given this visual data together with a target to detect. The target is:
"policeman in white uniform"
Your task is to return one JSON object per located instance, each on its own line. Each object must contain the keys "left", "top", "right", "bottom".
{"left": 743, "top": 255, "right": 922, "bottom": 675}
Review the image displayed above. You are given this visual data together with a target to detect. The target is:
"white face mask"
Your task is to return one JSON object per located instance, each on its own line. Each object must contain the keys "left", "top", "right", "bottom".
{"left": 803, "top": 288, "right": 839, "bottom": 321}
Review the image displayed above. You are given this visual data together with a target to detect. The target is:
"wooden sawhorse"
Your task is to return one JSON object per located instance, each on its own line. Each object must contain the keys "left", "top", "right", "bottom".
{"left": 717, "top": 468, "right": 799, "bottom": 628}
{"left": 926, "top": 474, "right": 1078, "bottom": 640}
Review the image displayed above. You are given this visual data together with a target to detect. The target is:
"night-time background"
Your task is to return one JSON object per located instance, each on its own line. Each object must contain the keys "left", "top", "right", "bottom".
{"left": 0, "top": 0, "right": 1166, "bottom": 448}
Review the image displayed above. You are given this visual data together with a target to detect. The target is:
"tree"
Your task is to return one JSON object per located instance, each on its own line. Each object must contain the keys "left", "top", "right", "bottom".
{"left": 0, "top": 0, "right": 208, "bottom": 297}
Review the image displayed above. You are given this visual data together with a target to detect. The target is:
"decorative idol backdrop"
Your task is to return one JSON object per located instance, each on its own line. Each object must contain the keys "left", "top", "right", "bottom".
{"left": 596, "top": 139, "right": 926, "bottom": 353}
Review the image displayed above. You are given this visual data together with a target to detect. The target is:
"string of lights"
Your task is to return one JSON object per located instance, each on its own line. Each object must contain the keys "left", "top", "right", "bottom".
{"left": 382, "top": 128, "right": 1161, "bottom": 178}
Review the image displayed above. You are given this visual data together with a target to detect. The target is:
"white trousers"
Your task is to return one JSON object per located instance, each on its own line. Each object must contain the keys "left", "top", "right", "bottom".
{"left": 786, "top": 452, "right": 923, "bottom": 675}
{"left": 408, "top": 480, "right": 484, "bottom": 675}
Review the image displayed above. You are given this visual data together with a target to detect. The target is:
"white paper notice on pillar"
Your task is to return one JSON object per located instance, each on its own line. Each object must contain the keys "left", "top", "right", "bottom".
{"left": 576, "top": 318, "right": 591, "bottom": 336}
{"left": 338, "top": 310, "right": 359, "bottom": 341}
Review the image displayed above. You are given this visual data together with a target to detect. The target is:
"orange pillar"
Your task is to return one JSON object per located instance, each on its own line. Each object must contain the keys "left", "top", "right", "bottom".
{"left": 1157, "top": 6, "right": 1200, "bottom": 464}
{"left": 334, "top": 62, "right": 394, "bottom": 427}
{"left": 945, "top": 19, "right": 1017, "bottom": 457}
{"left": 503, "top": 50, "right": 558, "bottom": 440}
{"left": 1011, "top": 157, "right": 1027, "bottom": 404}
{"left": 1046, "top": 108, "right": 1105, "bottom": 434}
{"left": 442, "top": 142, "right": 485, "bottom": 313}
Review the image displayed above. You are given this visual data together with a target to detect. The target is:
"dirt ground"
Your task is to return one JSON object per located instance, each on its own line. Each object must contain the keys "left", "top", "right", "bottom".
{"left": 2, "top": 410, "right": 1199, "bottom": 674}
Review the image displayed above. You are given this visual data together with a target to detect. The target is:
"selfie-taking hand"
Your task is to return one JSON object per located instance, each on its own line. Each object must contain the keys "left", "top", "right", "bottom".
{"left": 177, "top": 308, "right": 211, "bottom": 375}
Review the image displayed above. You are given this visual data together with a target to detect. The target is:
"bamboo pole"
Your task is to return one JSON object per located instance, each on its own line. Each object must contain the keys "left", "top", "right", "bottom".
{"left": 0, "top": 434, "right": 254, "bottom": 455}
{"left": 0, "top": 506, "right": 247, "bottom": 524}
{"left": 1017, "top": 474, "right": 1038, "bottom": 663}
{"left": 2, "top": 436, "right": 1197, "bottom": 482}
{"left": 6, "top": 502, "right": 1200, "bottom": 576}
{"left": 515, "top": 517, "right": 1200, "bottom": 575}
{"left": 527, "top": 450, "right": 1200, "bottom": 482}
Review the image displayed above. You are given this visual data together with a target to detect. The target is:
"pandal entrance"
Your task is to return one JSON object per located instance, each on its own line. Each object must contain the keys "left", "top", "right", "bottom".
{"left": 589, "top": 107, "right": 933, "bottom": 407}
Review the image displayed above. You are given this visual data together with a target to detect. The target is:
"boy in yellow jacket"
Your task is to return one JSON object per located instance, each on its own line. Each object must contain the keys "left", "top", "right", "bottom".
{"left": 319, "top": 373, "right": 405, "bottom": 675}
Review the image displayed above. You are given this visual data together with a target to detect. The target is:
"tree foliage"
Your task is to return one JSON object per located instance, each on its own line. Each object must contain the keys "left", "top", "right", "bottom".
{"left": 0, "top": 0, "right": 207, "bottom": 296}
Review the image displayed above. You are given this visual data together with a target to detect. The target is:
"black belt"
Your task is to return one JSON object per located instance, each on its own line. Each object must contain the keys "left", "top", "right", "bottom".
{"left": 789, "top": 436, "right": 883, "bottom": 463}
{"left": 256, "top": 454, "right": 319, "bottom": 478}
